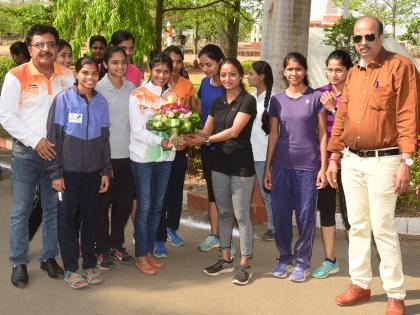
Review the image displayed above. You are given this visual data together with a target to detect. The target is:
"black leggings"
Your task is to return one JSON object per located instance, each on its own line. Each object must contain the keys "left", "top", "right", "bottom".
{"left": 317, "top": 170, "right": 350, "bottom": 230}
{"left": 200, "top": 145, "right": 215, "bottom": 202}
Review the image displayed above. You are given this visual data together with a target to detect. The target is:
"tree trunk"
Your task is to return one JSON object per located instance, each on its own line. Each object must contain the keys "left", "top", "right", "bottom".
{"left": 194, "top": 17, "right": 200, "bottom": 68}
{"left": 261, "top": 0, "right": 312, "bottom": 91}
{"left": 225, "top": 0, "right": 241, "bottom": 58}
{"left": 155, "top": 0, "right": 165, "bottom": 51}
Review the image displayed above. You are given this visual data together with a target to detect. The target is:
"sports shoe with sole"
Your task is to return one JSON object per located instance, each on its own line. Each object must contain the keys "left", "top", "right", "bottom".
{"left": 312, "top": 260, "right": 340, "bottom": 279}
{"left": 110, "top": 247, "right": 134, "bottom": 265}
{"left": 203, "top": 258, "right": 234, "bottom": 276}
{"left": 232, "top": 264, "right": 252, "bottom": 285}
{"left": 97, "top": 252, "right": 115, "bottom": 270}
{"left": 154, "top": 241, "right": 169, "bottom": 258}
{"left": 167, "top": 229, "right": 185, "bottom": 246}
{"left": 261, "top": 229, "right": 275, "bottom": 241}
{"left": 289, "top": 266, "right": 310, "bottom": 282}
{"left": 272, "top": 263, "right": 293, "bottom": 278}
{"left": 198, "top": 235, "right": 219, "bottom": 251}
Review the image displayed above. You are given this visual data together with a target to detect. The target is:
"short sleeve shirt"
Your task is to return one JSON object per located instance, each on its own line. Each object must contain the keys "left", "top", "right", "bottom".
{"left": 197, "top": 77, "right": 223, "bottom": 127}
{"left": 269, "top": 87, "right": 324, "bottom": 171}
{"left": 208, "top": 90, "right": 257, "bottom": 177}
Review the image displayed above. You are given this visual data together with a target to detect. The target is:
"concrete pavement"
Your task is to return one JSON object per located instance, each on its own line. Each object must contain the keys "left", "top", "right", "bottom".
{"left": 0, "top": 169, "right": 419, "bottom": 315}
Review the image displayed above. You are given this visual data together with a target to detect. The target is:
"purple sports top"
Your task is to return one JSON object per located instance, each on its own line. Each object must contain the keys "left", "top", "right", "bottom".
{"left": 268, "top": 87, "right": 324, "bottom": 171}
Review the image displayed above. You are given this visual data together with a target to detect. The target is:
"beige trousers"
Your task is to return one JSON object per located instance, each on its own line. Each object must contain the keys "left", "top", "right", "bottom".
{"left": 341, "top": 152, "right": 405, "bottom": 300}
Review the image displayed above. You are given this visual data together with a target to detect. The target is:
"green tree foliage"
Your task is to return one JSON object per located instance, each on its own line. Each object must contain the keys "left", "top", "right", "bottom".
{"left": 333, "top": 0, "right": 420, "bottom": 38}
{"left": 324, "top": 16, "right": 358, "bottom": 61}
{"left": 54, "top": 0, "right": 154, "bottom": 64}
{"left": 0, "top": 56, "right": 15, "bottom": 91}
{"left": 0, "top": 3, "right": 55, "bottom": 38}
{"left": 400, "top": 17, "right": 420, "bottom": 45}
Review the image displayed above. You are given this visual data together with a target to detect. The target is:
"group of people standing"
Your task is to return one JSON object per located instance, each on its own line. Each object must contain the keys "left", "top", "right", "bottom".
{"left": 0, "top": 14, "right": 418, "bottom": 315}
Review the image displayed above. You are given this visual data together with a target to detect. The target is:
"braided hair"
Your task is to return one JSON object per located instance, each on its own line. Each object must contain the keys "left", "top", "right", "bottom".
{"left": 251, "top": 61, "right": 273, "bottom": 135}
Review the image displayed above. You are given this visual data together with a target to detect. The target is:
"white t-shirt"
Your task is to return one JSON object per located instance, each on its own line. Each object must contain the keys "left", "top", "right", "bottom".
{"left": 250, "top": 90, "right": 270, "bottom": 162}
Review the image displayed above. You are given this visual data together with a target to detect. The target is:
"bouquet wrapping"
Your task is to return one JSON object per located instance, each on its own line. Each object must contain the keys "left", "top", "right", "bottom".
{"left": 146, "top": 96, "right": 200, "bottom": 146}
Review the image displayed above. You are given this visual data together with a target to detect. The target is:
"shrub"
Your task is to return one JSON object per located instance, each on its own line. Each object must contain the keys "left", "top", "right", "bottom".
{"left": 0, "top": 56, "right": 15, "bottom": 91}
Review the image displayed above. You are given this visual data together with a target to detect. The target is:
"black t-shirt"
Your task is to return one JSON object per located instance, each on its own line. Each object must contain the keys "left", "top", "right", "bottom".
{"left": 208, "top": 89, "right": 257, "bottom": 177}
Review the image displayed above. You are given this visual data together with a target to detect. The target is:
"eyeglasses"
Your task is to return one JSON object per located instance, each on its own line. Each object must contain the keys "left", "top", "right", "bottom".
{"left": 353, "top": 34, "right": 376, "bottom": 43}
{"left": 29, "top": 42, "right": 57, "bottom": 49}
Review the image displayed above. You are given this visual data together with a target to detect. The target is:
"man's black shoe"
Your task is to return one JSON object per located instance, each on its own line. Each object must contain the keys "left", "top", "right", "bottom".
{"left": 40, "top": 258, "right": 64, "bottom": 279}
{"left": 11, "top": 264, "right": 28, "bottom": 288}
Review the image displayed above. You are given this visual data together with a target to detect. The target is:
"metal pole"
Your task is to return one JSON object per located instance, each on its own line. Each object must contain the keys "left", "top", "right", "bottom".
{"left": 343, "top": 0, "right": 349, "bottom": 17}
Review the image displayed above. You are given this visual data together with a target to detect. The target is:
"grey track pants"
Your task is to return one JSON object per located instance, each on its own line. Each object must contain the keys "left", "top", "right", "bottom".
{"left": 212, "top": 170, "right": 254, "bottom": 257}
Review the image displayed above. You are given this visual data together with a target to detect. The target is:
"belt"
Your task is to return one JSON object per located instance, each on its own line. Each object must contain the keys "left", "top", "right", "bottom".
{"left": 12, "top": 138, "right": 26, "bottom": 147}
{"left": 348, "top": 147, "right": 400, "bottom": 158}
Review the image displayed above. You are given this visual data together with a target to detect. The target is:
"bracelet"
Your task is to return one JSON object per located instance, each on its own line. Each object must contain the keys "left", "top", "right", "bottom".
{"left": 330, "top": 108, "right": 337, "bottom": 115}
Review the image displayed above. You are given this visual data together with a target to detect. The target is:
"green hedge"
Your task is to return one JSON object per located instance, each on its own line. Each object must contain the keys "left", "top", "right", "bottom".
{"left": 0, "top": 56, "right": 15, "bottom": 91}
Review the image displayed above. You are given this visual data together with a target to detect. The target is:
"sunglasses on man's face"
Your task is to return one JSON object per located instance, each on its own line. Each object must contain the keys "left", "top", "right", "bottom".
{"left": 353, "top": 33, "right": 376, "bottom": 43}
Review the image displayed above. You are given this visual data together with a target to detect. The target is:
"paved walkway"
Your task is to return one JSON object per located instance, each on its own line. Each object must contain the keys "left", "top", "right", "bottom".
{"left": 0, "top": 169, "right": 419, "bottom": 315}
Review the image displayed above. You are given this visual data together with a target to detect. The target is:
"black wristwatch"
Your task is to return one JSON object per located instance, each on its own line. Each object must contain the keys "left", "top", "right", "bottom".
{"left": 204, "top": 136, "right": 211, "bottom": 146}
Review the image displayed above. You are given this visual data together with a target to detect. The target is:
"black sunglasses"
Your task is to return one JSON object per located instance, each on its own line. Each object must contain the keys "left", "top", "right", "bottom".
{"left": 353, "top": 34, "right": 376, "bottom": 43}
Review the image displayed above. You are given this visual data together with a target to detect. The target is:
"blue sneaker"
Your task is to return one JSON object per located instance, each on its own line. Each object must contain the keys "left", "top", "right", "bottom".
{"left": 272, "top": 263, "right": 294, "bottom": 278}
{"left": 167, "top": 229, "right": 185, "bottom": 246}
{"left": 289, "top": 266, "right": 310, "bottom": 282}
{"left": 312, "top": 260, "right": 340, "bottom": 279}
{"left": 153, "top": 241, "right": 168, "bottom": 257}
{"left": 198, "top": 235, "right": 219, "bottom": 251}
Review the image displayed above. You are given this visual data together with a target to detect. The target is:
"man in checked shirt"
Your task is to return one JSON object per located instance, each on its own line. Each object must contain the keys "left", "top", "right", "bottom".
{"left": 326, "top": 16, "right": 419, "bottom": 315}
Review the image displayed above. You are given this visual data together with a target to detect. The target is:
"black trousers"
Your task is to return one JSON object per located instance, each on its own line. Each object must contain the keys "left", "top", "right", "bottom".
{"left": 58, "top": 171, "right": 101, "bottom": 272}
{"left": 96, "top": 158, "right": 134, "bottom": 253}
{"left": 156, "top": 150, "right": 188, "bottom": 242}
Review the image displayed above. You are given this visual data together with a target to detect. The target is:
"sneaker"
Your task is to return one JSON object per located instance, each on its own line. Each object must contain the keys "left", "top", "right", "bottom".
{"left": 97, "top": 252, "right": 115, "bottom": 270}
{"left": 203, "top": 258, "right": 234, "bottom": 276}
{"left": 167, "top": 229, "right": 185, "bottom": 247}
{"left": 272, "top": 263, "right": 293, "bottom": 278}
{"left": 110, "top": 247, "right": 134, "bottom": 265}
{"left": 261, "top": 229, "right": 275, "bottom": 241}
{"left": 154, "top": 241, "right": 169, "bottom": 258}
{"left": 289, "top": 266, "right": 310, "bottom": 282}
{"left": 198, "top": 235, "right": 219, "bottom": 251}
{"left": 232, "top": 264, "right": 252, "bottom": 285}
{"left": 312, "top": 260, "right": 340, "bottom": 279}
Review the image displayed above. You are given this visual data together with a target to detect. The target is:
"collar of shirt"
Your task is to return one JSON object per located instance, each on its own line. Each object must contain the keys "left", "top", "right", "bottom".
{"left": 102, "top": 73, "right": 129, "bottom": 90}
{"left": 251, "top": 90, "right": 267, "bottom": 104}
{"left": 358, "top": 47, "right": 387, "bottom": 69}
{"left": 71, "top": 84, "right": 98, "bottom": 102}
{"left": 224, "top": 89, "right": 247, "bottom": 106}
{"left": 28, "top": 60, "right": 63, "bottom": 80}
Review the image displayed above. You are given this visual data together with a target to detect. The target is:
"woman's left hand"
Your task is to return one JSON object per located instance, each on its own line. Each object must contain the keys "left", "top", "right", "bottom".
{"left": 316, "top": 169, "right": 327, "bottom": 189}
{"left": 184, "top": 134, "right": 205, "bottom": 146}
{"left": 99, "top": 175, "right": 110, "bottom": 193}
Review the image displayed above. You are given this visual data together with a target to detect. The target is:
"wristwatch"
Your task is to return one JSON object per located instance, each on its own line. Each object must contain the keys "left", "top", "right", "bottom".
{"left": 401, "top": 157, "right": 414, "bottom": 167}
{"left": 204, "top": 136, "right": 211, "bottom": 146}
{"left": 330, "top": 107, "right": 337, "bottom": 115}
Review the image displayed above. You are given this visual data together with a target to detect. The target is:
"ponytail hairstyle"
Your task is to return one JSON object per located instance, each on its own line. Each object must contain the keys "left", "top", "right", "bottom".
{"left": 251, "top": 61, "right": 273, "bottom": 135}
{"left": 198, "top": 44, "right": 225, "bottom": 62}
{"left": 99, "top": 46, "right": 127, "bottom": 79}
{"left": 283, "top": 52, "right": 309, "bottom": 87}
{"left": 219, "top": 58, "right": 245, "bottom": 91}
{"left": 148, "top": 51, "right": 173, "bottom": 95}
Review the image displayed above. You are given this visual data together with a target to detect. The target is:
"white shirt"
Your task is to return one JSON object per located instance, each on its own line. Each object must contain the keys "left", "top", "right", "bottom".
{"left": 0, "top": 61, "right": 74, "bottom": 149}
{"left": 128, "top": 81, "right": 175, "bottom": 163}
{"left": 96, "top": 74, "right": 135, "bottom": 159}
{"left": 250, "top": 90, "right": 269, "bottom": 161}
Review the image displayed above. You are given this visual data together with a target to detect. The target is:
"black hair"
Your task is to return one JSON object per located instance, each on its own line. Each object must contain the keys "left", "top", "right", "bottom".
{"left": 9, "top": 41, "right": 30, "bottom": 61}
{"left": 25, "top": 24, "right": 59, "bottom": 46}
{"left": 89, "top": 35, "right": 107, "bottom": 49}
{"left": 251, "top": 61, "right": 273, "bottom": 135}
{"left": 355, "top": 16, "right": 384, "bottom": 35}
{"left": 283, "top": 52, "right": 309, "bottom": 87}
{"left": 99, "top": 46, "right": 127, "bottom": 79}
{"left": 198, "top": 44, "right": 225, "bottom": 62}
{"left": 57, "top": 39, "right": 72, "bottom": 52}
{"left": 219, "top": 58, "right": 245, "bottom": 91}
{"left": 75, "top": 56, "right": 98, "bottom": 73}
{"left": 325, "top": 49, "right": 353, "bottom": 70}
{"left": 148, "top": 52, "right": 173, "bottom": 95}
{"left": 163, "top": 45, "right": 189, "bottom": 79}
{"left": 110, "top": 30, "right": 135, "bottom": 46}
